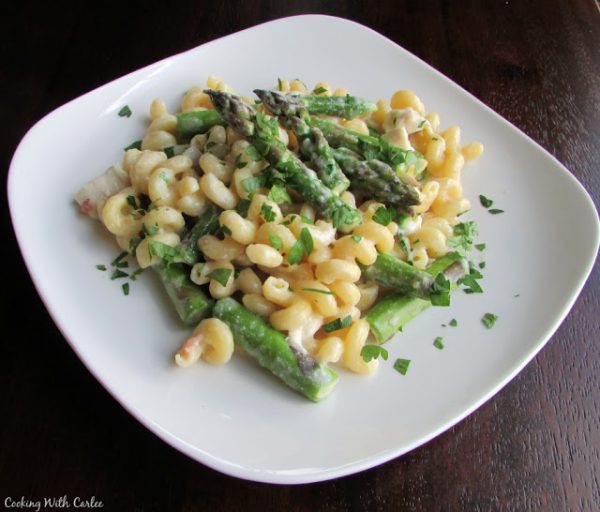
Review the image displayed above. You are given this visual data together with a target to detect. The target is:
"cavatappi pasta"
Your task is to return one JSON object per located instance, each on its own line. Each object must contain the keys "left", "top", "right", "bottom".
{"left": 76, "top": 75, "right": 484, "bottom": 402}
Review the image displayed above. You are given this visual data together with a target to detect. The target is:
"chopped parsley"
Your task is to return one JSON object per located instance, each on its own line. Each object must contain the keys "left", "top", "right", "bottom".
{"left": 475, "top": 243, "right": 486, "bottom": 251}
{"left": 96, "top": 264, "right": 107, "bottom": 271}
{"left": 482, "top": 313, "right": 498, "bottom": 329}
{"left": 129, "top": 268, "right": 144, "bottom": 281}
{"left": 447, "top": 221, "right": 478, "bottom": 257}
{"left": 458, "top": 274, "right": 483, "bottom": 294}
{"left": 449, "top": 318, "right": 458, "bottom": 327}
{"left": 111, "top": 251, "right": 128, "bottom": 267}
{"left": 118, "top": 105, "right": 132, "bottom": 118}
{"left": 110, "top": 269, "right": 128, "bottom": 280}
{"left": 122, "top": 283, "right": 130, "bottom": 296}
{"left": 115, "top": 260, "right": 129, "bottom": 269}
{"left": 433, "top": 336, "right": 444, "bottom": 349}
{"left": 281, "top": 215, "right": 296, "bottom": 226}
{"left": 236, "top": 198, "right": 251, "bottom": 217}
{"left": 299, "top": 214, "right": 315, "bottom": 225}
{"left": 351, "top": 235, "right": 363, "bottom": 243}
{"left": 221, "top": 225, "right": 232, "bottom": 237}
{"left": 207, "top": 268, "right": 233, "bottom": 287}
{"left": 479, "top": 195, "right": 494, "bottom": 208}
{"left": 479, "top": 262, "right": 486, "bottom": 269}
{"left": 287, "top": 227, "right": 314, "bottom": 265}
{"left": 245, "top": 144, "right": 263, "bottom": 162}
{"left": 301, "top": 287, "right": 336, "bottom": 295}
{"left": 143, "top": 224, "right": 159, "bottom": 237}
{"left": 360, "top": 345, "right": 389, "bottom": 363}
{"left": 489, "top": 208, "right": 504, "bottom": 215}
{"left": 322, "top": 315, "right": 353, "bottom": 333}
{"left": 430, "top": 273, "right": 451, "bottom": 306}
{"left": 241, "top": 176, "right": 264, "bottom": 194}
{"left": 126, "top": 195, "right": 139, "bottom": 211}
{"left": 124, "top": 140, "right": 142, "bottom": 151}
{"left": 260, "top": 203, "right": 276, "bottom": 222}
{"left": 234, "top": 154, "right": 247, "bottom": 169}
{"left": 331, "top": 207, "right": 357, "bottom": 230}
{"left": 393, "top": 358, "right": 411, "bottom": 375}
{"left": 312, "top": 86, "right": 327, "bottom": 95}
{"left": 267, "top": 184, "right": 291, "bottom": 204}
{"left": 372, "top": 205, "right": 392, "bottom": 226}
{"left": 268, "top": 232, "right": 283, "bottom": 250}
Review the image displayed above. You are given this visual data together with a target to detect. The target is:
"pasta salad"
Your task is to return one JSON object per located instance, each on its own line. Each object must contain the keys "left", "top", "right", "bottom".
{"left": 76, "top": 76, "right": 484, "bottom": 402}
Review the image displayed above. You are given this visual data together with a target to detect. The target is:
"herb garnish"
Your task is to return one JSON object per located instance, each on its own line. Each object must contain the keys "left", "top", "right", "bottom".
{"left": 260, "top": 203, "right": 276, "bottom": 222}
{"left": 111, "top": 269, "right": 128, "bottom": 280}
{"left": 482, "top": 313, "right": 498, "bottom": 328}
{"left": 475, "top": 243, "right": 486, "bottom": 251}
{"left": 236, "top": 198, "right": 251, "bottom": 217}
{"left": 447, "top": 221, "right": 478, "bottom": 257}
{"left": 124, "top": 140, "right": 142, "bottom": 151}
{"left": 449, "top": 319, "right": 458, "bottom": 327}
{"left": 207, "top": 268, "right": 233, "bottom": 287}
{"left": 118, "top": 105, "right": 132, "bottom": 118}
{"left": 267, "top": 184, "right": 291, "bottom": 204}
{"left": 301, "top": 288, "right": 336, "bottom": 295}
{"left": 96, "top": 264, "right": 107, "bottom": 271}
{"left": 287, "top": 227, "right": 314, "bottom": 264}
{"left": 300, "top": 214, "right": 315, "bottom": 225}
{"left": 351, "top": 235, "right": 363, "bottom": 243}
{"left": 360, "top": 345, "right": 389, "bottom": 363}
{"left": 372, "top": 205, "right": 392, "bottom": 226}
{"left": 479, "top": 195, "right": 494, "bottom": 208}
{"left": 312, "top": 86, "right": 327, "bottom": 95}
{"left": 268, "top": 233, "right": 283, "bottom": 250}
{"left": 433, "top": 336, "right": 444, "bottom": 349}
{"left": 322, "top": 315, "right": 353, "bottom": 333}
{"left": 488, "top": 209, "right": 504, "bottom": 215}
{"left": 122, "top": 283, "right": 130, "bottom": 296}
{"left": 393, "top": 358, "right": 411, "bottom": 375}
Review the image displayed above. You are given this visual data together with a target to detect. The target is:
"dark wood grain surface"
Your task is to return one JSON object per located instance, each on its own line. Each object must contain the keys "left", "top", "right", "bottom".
{"left": 2, "top": 1, "right": 599, "bottom": 510}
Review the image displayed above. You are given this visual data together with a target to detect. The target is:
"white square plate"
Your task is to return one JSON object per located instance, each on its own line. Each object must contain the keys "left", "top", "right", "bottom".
{"left": 8, "top": 15, "right": 599, "bottom": 484}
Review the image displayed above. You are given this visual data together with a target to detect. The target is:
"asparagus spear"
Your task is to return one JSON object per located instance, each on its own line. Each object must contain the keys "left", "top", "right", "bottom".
{"left": 283, "top": 115, "right": 350, "bottom": 194}
{"left": 331, "top": 148, "right": 420, "bottom": 208}
{"left": 213, "top": 297, "right": 339, "bottom": 402}
{"left": 360, "top": 252, "right": 454, "bottom": 304}
{"left": 310, "top": 117, "right": 425, "bottom": 174}
{"left": 148, "top": 206, "right": 221, "bottom": 266}
{"left": 149, "top": 207, "right": 221, "bottom": 325}
{"left": 205, "top": 89, "right": 362, "bottom": 231}
{"left": 366, "top": 252, "right": 466, "bottom": 343}
{"left": 176, "top": 109, "right": 224, "bottom": 140}
{"left": 254, "top": 89, "right": 376, "bottom": 119}
{"left": 154, "top": 263, "right": 214, "bottom": 325}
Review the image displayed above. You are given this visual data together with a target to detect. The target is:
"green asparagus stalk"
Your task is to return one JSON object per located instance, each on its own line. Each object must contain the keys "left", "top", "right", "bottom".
{"left": 205, "top": 89, "right": 362, "bottom": 231}
{"left": 213, "top": 298, "right": 339, "bottom": 402}
{"left": 366, "top": 252, "right": 466, "bottom": 343}
{"left": 331, "top": 148, "right": 420, "bottom": 208}
{"left": 148, "top": 207, "right": 221, "bottom": 325}
{"left": 367, "top": 296, "right": 431, "bottom": 344}
{"left": 310, "top": 117, "right": 425, "bottom": 175}
{"left": 360, "top": 252, "right": 456, "bottom": 305}
{"left": 283, "top": 115, "right": 350, "bottom": 194}
{"left": 176, "top": 109, "right": 224, "bottom": 139}
{"left": 254, "top": 89, "right": 376, "bottom": 119}
{"left": 154, "top": 263, "right": 214, "bottom": 325}
{"left": 179, "top": 206, "right": 222, "bottom": 261}
{"left": 148, "top": 206, "right": 221, "bottom": 266}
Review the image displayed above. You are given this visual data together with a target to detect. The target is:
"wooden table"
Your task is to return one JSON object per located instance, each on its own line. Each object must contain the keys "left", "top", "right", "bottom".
{"left": 2, "top": 1, "right": 599, "bottom": 510}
